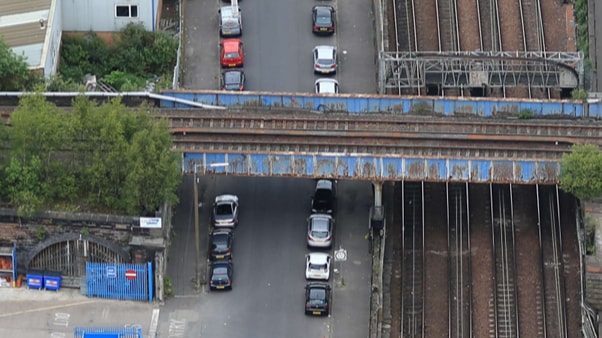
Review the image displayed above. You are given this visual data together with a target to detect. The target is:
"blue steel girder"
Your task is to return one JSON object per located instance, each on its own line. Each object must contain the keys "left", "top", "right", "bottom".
{"left": 183, "top": 152, "right": 560, "bottom": 184}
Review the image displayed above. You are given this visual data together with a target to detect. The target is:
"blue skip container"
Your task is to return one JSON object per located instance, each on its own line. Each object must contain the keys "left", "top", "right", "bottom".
{"left": 44, "top": 270, "right": 62, "bottom": 291}
{"left": 26, "top": 269, "right": 44, "bottom": 289}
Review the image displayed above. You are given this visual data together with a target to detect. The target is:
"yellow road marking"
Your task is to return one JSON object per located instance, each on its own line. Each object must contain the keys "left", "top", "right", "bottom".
{"left": 0, "top": 300, "right": 97, "bottom": 318}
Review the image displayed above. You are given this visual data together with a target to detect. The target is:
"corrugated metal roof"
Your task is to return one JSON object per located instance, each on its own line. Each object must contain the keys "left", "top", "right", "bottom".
{"left": 0, "top": 0, "right": 51, "bottom": 16}
{"left": 0, "top": 0, "right": 51, "bottom": 49}
{"left": 1, "top": 22, "right": 48, "bottom": 47}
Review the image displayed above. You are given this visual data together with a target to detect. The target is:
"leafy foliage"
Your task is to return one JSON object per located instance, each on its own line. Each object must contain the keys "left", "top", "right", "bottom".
{"left": 560, "top": 144, "right": 602, "bottom": 200}
{"left": 59, "top": 24, "right": 177, "bottom": 91}
{"left": 0, "top": 94, "right": 181, "bottom": 215}
{"left": 0, "top": 37, "right": 37, "bottom": 91}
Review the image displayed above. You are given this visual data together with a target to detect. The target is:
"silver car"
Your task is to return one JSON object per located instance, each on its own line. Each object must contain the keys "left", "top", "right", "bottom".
{"left": 212, "top": 194, "right": 239, "bottom": 228}
{"left": 307, "top": 214, "right": 334, "bottom": 248}
{"left": 313, "top": 45, "right": 337, "bottom": 74}
{"left": 219, "top": 5, "right": 242, "bottom": 37}
{"left": 315, "top": 78, "right": 339, "bottom": 94}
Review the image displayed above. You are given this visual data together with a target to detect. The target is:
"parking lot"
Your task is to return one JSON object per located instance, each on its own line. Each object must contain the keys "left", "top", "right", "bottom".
{"left": 182, "top": 0, "right": 377, "bottom": 93}
{"left": 161, "top": 176, "right": 373, "bottom": 337}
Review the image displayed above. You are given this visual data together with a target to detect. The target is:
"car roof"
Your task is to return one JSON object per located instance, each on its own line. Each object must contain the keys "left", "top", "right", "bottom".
{"left": 316, "top": 179, "right": 333, "bottom": 190}
{"left": 220, "top": 5, "right": 237, "bottom": 15}
{"left": 315, "top": 45, "right": 335, "bottom": 59}
{"left": 308, "top": 252, "right": 330, "bottom": 264}
{"left": 224, "top": 70, "right": 243, "bottom": 82}
{"left": 222, "top": 39, "right": 241, "bottom": 50}
{"left": 316, "top": 79, "right": 338, "bottom": 94}
{"left": 215, "top": 194, "right": 239, "bottom": 203}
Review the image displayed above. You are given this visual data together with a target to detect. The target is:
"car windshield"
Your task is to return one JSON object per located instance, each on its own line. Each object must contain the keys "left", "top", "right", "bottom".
{"left": 212, "top": 267, "right": 228, "bottom": 277}
{"left": 310, "top": 221, "right": 330, "bottom": 238}
{"left": 225, "top": 52, "right": 240, "bottom": 59}
{"left": 309, "top": 289, "right": 326, "bottom": 303}
{"left": 316, "top": 14, "right": 331, "bottom": 26}
{"left": 309, "top": 263, "right": 327, "bottom": 270}
{"left": 216, "top": 203, "right": 233, "bottom": 215}
{"left": 212, "top": 234, "right": 229, "bottom": 249}
{"left": 315, "top": 189, "right": 332, "bottom": 203}
{"left": 317, "top": 58, "right": 333, "bottom": 65}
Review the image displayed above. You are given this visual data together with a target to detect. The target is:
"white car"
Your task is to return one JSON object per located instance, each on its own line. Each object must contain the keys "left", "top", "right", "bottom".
{"left": 212, "top": 194, "right": 239, "bottom": 228}
{"left": 315, "top": 78, "right": 339, "bottom": 94}
{"left": 305, "top": 252, "right": 331, "bottom": 280}
{"left": 313, "top": 45, "right": 337, "bottom": 74}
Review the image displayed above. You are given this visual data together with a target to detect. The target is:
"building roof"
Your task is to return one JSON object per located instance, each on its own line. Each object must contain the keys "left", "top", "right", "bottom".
{"left": 0, "top": 0, "right": 52, "bottom": 67}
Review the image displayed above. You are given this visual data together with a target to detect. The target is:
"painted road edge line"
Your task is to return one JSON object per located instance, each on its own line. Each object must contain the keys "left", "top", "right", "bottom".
{"left": 149, "top": 308, "right": 160, "bottom": 338}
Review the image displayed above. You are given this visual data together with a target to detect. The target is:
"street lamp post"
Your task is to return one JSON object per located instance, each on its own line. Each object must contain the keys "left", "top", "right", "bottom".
{"left": 192, "top": 162, "right": 229, "bottom": 290}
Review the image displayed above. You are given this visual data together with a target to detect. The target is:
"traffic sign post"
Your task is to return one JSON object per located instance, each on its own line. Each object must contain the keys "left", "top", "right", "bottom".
{"left": 106, "top": 265, "right": 116, "bottom": 279}
{"left": 125, "top": 269, "right": 137, "bottom": 280}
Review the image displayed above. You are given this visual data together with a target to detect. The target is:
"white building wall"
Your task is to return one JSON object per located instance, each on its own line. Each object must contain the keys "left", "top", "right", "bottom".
{"left": 61, "top": 0, "right": 156, "bottom": 32}
{"left": 42, "top": 0, "right": 63, "bottom": 77}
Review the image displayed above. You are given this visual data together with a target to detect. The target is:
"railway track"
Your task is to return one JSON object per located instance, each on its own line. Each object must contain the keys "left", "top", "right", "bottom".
{"left": 537, "top": 185, "right": 568, "bottom": 337}
{"left": 166, "top": 111, "right": 602, "bottom": 158}
{"left": 400, "top": 182, "right": 425, "bottom": 337}
{"left": 447, "top": 183, "right": 472, "bottom": 338}
{"left": 489, "top": 185, "right": 519, "bottom": 338}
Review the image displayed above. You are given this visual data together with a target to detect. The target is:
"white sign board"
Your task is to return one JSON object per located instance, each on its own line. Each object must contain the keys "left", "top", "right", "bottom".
{"left": 140, "top": 217, "right": 162, "bottom": 229}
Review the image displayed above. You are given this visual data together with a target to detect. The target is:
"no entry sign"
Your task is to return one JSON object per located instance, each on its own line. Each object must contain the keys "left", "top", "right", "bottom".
{"left": 125, "top": 269, "right": 137, "bottom": 280}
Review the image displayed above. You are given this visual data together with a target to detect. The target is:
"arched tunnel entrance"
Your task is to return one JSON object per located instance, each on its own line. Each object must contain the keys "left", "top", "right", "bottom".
{"left": 26, "top": 233, "right": 130, "bottom": 288}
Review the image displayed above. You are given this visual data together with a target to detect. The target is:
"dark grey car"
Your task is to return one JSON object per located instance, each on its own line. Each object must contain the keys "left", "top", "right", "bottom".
{"left": 221, "top": 70, "right": 245, "bottom": 91}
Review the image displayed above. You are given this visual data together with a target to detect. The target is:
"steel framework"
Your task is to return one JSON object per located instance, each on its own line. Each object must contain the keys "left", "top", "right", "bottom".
{"left": 379, "top": 51, "right": 583, "bottom": 92}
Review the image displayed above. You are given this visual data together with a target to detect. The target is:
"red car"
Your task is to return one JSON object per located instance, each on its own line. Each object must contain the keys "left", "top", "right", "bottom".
{"left": 220, "top": 38, "right": 244, "bottom": 68}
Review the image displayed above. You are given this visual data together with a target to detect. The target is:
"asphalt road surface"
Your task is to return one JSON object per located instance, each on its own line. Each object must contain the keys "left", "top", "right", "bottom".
{"left": 182, "top": 0, "right": 377, "bottom": 93}
{"left": 160, "top": 176, "right": 372, "bottom": 338}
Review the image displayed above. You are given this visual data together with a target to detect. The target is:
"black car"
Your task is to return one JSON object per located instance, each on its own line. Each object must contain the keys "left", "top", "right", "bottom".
{"left": 305, "top": 282, "right": 331, "bottom": 316}
{"left": 221, "top": 70, "right": 245, "bottom": 91}
{"left": 311, "top": 179, "right": 335, "bottom": 214}
{"left": 209, "top": 229, "right": 233, "bottom": 261}
{"left": 210, "top": 260, "right": 233, "bottom": 290}
{"left": 312, "top": 5, "right": 335, "bottom": 35}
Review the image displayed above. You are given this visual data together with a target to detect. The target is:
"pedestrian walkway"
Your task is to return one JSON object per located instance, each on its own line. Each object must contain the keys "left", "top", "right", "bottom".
{"left": 0, "top": 287, "right": 157, "bottom": 338}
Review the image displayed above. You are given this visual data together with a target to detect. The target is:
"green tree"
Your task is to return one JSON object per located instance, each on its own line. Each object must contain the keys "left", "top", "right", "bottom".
{"left": 9, "top": 93, "right": 77, "bottom": 203}
{"left": 123, "top": 119, "right": 181, "bottom": 215}
{"left": 0, "top": 37, "right": 31, "bottom": 91}
{"left": 560, "top": 144, "right": 602, "bottom": 199}
{"left": 3, "top": 156, "right": 44, "bottom": 216}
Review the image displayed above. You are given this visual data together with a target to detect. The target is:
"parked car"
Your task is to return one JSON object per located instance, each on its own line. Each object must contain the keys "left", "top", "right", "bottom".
{"left": 305, "top": 282, "right": 331, "bottom": 316}
{"left": 313, "top": 45, "right": 337, "bottom": 74}
{"left": 312, "top": 5, "right": 335, "bottom": 35}
{"left": 307, "top": 214, "right": 334, "bottom": 248}
{"left": 311, "top": 179, "right": 335, "bottom": 214}
{"left": 212, "top": 194, "right": 239, "bottom": 228}
{"left": 220, "top": 38, "right": 244, "bottom": 68}
{"left": 210, "top": 260, "right": 233, "bottom": 290}
{"left": 222, "top": 70, "right": 246, "bottom": 91}
{"left": 305, "top": 252, "right": 331, "bottom": 280}
{"left": 315, "top": 78, "right": 339, "bottom": 94}
{"left": 218, "top": 5, "right": 242, "bottom": 37}
{"left": 209, "top": 229, "right": 234, "bottom": 261}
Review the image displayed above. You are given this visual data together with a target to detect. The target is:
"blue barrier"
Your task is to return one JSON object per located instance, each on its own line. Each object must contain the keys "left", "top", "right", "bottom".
{"left": 86, "top": 262, "right": 152, "bottom": 302}
{"left": 73, "top": 326, "right": 143, "bottom": 338}
{"left": 159, "top": 90, "right": 601, "bottom": 118}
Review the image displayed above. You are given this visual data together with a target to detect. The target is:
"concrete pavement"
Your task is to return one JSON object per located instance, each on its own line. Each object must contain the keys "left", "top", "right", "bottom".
{"left": 0, "top": 287, "right": 157, "bottom": 337}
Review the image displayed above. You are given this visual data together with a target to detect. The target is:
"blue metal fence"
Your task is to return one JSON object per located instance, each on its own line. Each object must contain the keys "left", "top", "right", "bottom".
{"left": 73, "top": 326, "right": 143, "bottom": 338}
{"left": 86, "top": 262, "right": 153, "bottom": 302}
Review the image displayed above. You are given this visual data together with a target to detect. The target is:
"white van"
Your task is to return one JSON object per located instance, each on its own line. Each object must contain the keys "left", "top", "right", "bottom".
{"left": 218, "top": 6, "right": 242, "bottom": 37}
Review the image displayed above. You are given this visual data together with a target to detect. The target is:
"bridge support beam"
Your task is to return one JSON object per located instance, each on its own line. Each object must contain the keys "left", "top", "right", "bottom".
{"left": 370, "top": 181, "right": 385, "bottom": 235}
{"left": 372, "top": 181, "right": 383, "bottom": 207}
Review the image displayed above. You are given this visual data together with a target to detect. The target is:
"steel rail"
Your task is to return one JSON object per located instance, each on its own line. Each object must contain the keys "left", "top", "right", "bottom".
{"left": 535, "top": 184, "right": 549, "bottom": 338}
{"left": 162, "top": 112, "right": 602, "bottom": 142}
{"left": 489, "top": 184, "right": 500, "bottom": 338}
